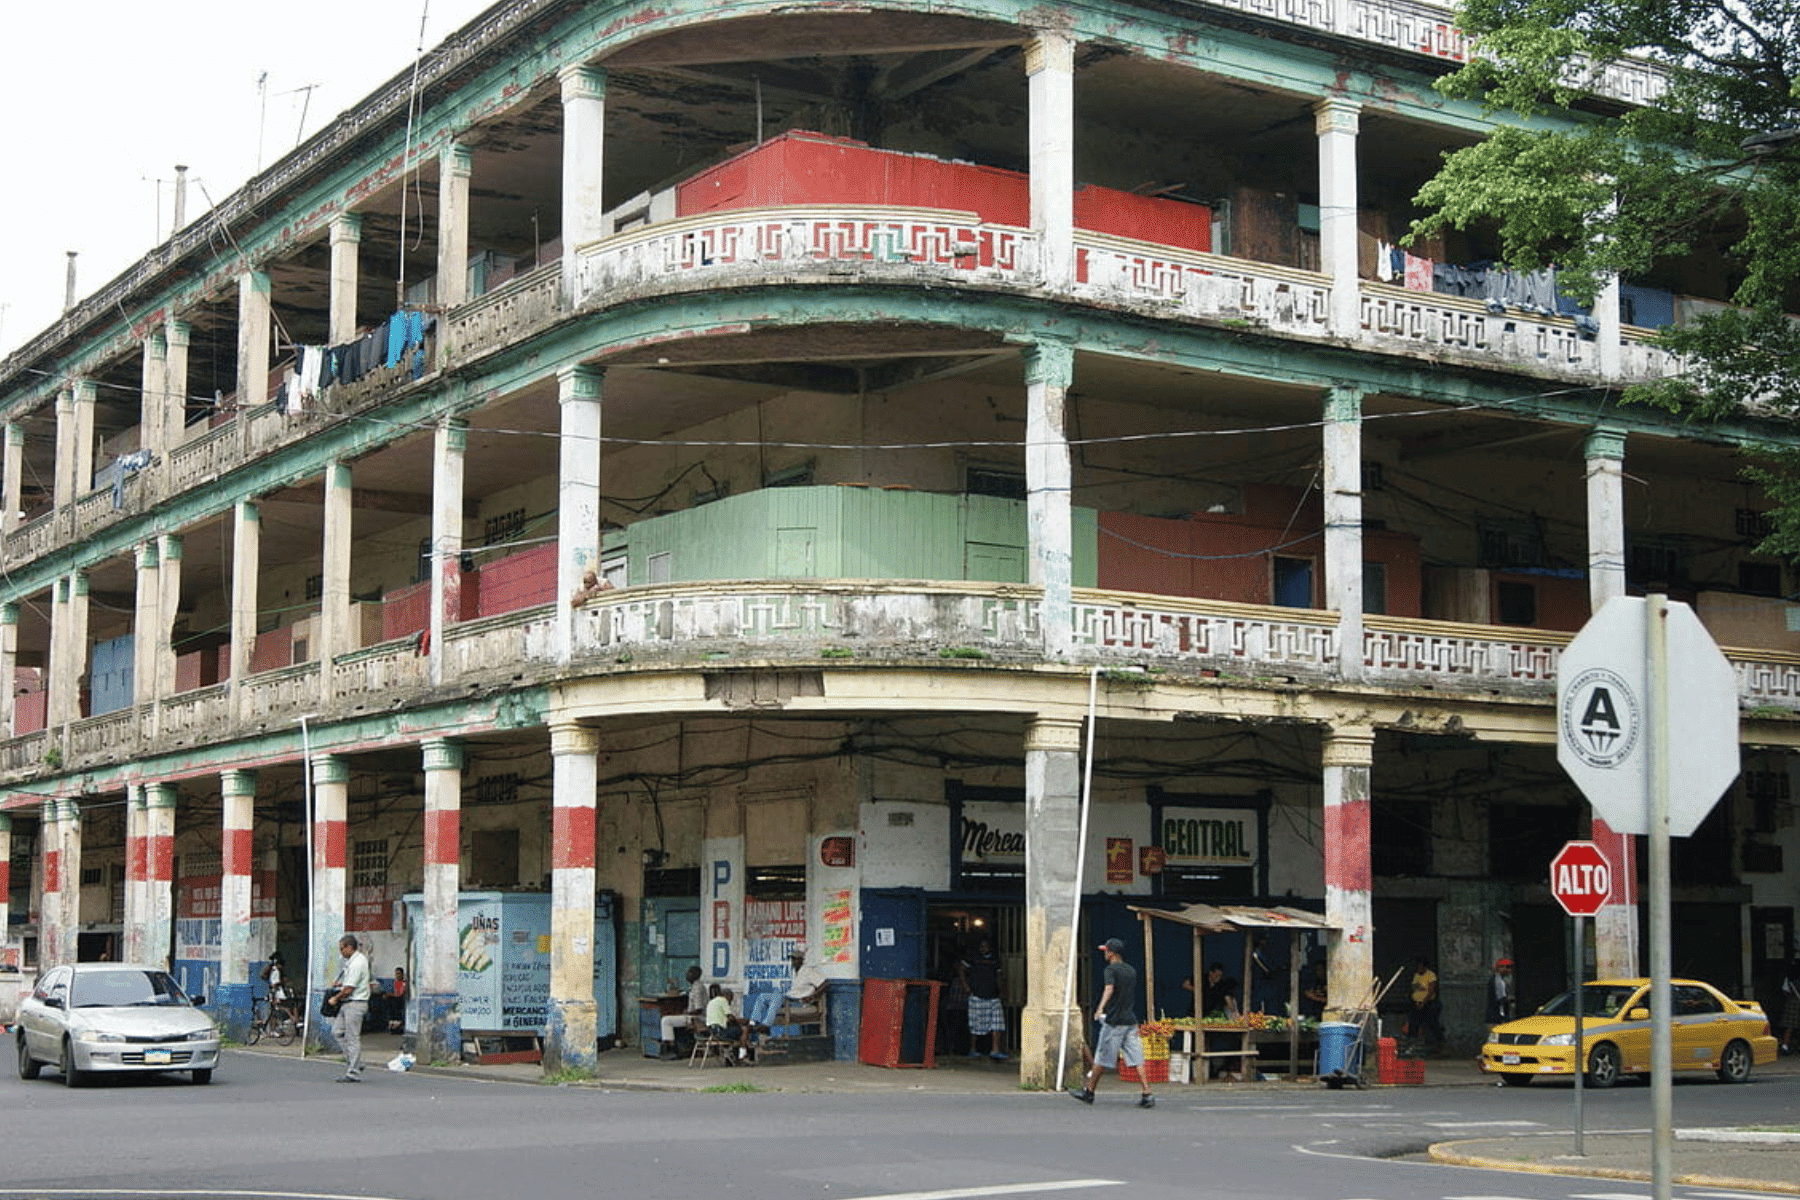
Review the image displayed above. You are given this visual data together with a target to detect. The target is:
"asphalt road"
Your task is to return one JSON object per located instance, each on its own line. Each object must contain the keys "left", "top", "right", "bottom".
{"left": 7, "top": 1048, "right": 1800, "bottom": 1200}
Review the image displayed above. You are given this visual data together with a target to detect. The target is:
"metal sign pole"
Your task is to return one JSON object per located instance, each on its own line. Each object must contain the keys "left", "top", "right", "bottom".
{"left": 1647, "top": 593, "right": 1673, "bottom": 1200}
{"left": 1573, "top": 912, "right": 1585, "bottom": 1155}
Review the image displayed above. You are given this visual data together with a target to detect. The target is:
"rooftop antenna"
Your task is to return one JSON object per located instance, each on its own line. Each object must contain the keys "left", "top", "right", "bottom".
{"left": 394, "top": 1, "right": 433, "bottom": 306}
{"left": 254, "top": 71, "right": 269, "bottom": 171}
{"left": 280, "top": 84, "right": 319, "bottom": 148}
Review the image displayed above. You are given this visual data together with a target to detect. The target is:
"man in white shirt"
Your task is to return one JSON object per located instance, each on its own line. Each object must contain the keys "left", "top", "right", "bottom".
{"left": 748, "top": 949, "right": 827, "bottom": 1031}
{"left": 329, "top": 934, "right": 373, "bottom": 1082}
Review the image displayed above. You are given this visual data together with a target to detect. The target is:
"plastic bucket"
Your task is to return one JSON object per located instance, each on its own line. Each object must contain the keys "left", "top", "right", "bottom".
{"left": 1317, "top": 1021, "right": 1360, "bottom": 1076}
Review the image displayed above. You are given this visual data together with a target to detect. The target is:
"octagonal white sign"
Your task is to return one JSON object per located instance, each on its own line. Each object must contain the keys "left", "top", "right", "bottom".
{"left": 1555, "top": 596, "right": 1739, "bottom": 837}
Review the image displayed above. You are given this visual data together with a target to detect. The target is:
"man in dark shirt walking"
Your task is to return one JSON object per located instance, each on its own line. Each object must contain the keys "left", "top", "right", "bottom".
{"left": 1069, "top": 937, "right": 1154, "bottom": 1109}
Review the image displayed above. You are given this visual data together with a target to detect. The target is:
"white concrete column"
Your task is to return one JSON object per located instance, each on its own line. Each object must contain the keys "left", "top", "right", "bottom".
{"left": 319, "top": 461, "right": 354, "bottom": 683}
{"left": 40, "top": 797, "right": 80, "bottom": 968}
{"left": 2, "top": 421, "right": 22, "bottom": 535}
{"left": 163, "top": 319, "right": 191, "bottom": 453}
{"left": 1022, "top": 716, "right": 1083, "bottom": 1089}
{"left": 1314, "top": 97, "right": 1363, "bottom": 338}
{"left": 0, "top": 602, "right": 16, "bottom": 737}
{"left": 143, "top": 782, "right": 177, "bottom": 969}
{"left": 546, "top": 721, "right": 599, "bottom": 1075}
{"left": 53, "top": 387, "right": 74, "bottom": 511}
{"left": 328, "top": 215, "right": 362, "bottom": 347}
{"left": 71, "top": 379, "right": 97, "bottom": 496}
{"left": 1024, "top": 342, "right": 1075, "bottom": 659}
{"left": 69, "top": 572, "right": 89, "bottom": 726}
{"left": 559, "top": 65, "right": 606, "bottom": 302}
{"left": 157, "top": 534, "right": 182, "bottom": 699}
{"left": 309, "top": 754, "right": 350, "bottom": 1049}
{"left": 1583, "top": 425, "right": 1638, "bottom": 977}
{"left": 556, "top": 366, "right": 603, "bottom": 663}
{"left": 1026, "top": 32, "right": 1075, "bottom": 288}
{"left": 218, "top": 769, "right": 258, "bottom": 1038}
{"left": 237, "top": 270, "right": 272, "bottom": 408}
{"left": 122, "top": 784, "right": 146, "bottom": 964}
{"left": 140, "top": 330, "right": 167, "bottom": 455}
{"left": 429, "top": 417, "right": 467, "bottom": 688}
{"left": 437, "top": 144, "right": 474, "bottom": 308}
{"left": 1323, "top": 388, "right": 1364, "bottom": 678}
{"left": 229, "top": 500, "right": 260, "bottom": 711}
{"left": 419, "top": 737, "right": 463, "bottom": 1064}
{"left": 132, "top": 541, "right": 161, "bottom": 705}
{"left": 1322, "top": 724, "right": 1375, "bottom": 1014}
{"left": 46, "top": 577, "right": 68, "bottom": 729}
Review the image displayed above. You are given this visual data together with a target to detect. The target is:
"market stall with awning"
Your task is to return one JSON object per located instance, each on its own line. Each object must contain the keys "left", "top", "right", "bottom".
{"left": 1126, "top": 902, "right": 1339, "bottom": 1081}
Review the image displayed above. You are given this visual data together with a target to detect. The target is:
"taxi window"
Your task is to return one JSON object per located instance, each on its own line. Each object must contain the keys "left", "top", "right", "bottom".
{"left": 1673, "top": 985, "right": 1722, "bottom": 1015}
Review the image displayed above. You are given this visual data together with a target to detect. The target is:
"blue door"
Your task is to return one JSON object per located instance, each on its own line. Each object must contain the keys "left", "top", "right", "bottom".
{"left": 860, "top": 889, "right": 926, "bottom": 979}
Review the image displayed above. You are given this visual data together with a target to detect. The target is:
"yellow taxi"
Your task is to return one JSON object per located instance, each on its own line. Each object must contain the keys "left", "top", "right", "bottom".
{"left": 1480, "top": 977, "right": 1778, "bottom": 1087}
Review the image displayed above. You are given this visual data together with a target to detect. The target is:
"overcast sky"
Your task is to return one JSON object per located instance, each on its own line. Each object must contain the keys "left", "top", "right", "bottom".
{"left": 0, "top": 0, "right": 496, "bottom": 359}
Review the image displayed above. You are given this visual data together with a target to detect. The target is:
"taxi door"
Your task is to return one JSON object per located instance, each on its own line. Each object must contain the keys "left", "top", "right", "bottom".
{"left": 1671, "top": 984, "right": 1728, "bottom": 1068}
{"left": 1614, "top": 985, "right": 1654, "bottom": 1073}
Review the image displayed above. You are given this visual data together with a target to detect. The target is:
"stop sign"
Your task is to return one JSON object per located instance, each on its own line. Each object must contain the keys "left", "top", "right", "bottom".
{"left": 1550, "top": 840, "right": 1613, "bottom": 917}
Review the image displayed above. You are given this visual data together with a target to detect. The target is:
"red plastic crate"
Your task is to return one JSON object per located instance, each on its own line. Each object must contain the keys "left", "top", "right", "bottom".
{"left": 1379, "top": 1057, "right": 1424, "bottom": 1085}
{"left": 1120, "top": 1058, "right": 1170, "bottom": 1084}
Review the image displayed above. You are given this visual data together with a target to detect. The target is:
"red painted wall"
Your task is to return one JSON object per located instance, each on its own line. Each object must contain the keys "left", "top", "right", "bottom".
{"left": 477, "top": 542, "right": 558, "bottom": 618}
{"left": 1095, "top": 484, "right": 1423, "bottom": 616}
{"left": 675, "top": 131, "right": 1210, "bottom": 251}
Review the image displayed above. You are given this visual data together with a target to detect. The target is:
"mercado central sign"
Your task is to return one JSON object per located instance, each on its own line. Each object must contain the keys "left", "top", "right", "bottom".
{"left": 956, "top": 802, "right": 1259, "bottom": 867}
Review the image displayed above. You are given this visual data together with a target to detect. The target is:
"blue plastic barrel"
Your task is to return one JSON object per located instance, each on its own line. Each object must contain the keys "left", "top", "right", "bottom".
{"left": 1317, "top": 1021, "right": 1360, "bottom": 1076}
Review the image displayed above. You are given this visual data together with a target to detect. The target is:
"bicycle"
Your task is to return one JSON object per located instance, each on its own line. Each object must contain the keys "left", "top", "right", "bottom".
{"left": 244, "top": 993, "right": 299, "bottom": 1046}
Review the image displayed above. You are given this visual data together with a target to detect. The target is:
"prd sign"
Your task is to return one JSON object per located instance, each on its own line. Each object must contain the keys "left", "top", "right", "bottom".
{"left": 1550, "top": 840, "right": 1613, "bottom": 917}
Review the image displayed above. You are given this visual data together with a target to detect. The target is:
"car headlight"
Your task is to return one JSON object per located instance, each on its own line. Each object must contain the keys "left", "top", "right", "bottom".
{"left": 87, "top": 1031, "right": 127, "bottom": 1043}
{"left": 187, "top": 1028, "right": 217, "bottom": 1042}
{"left": 1540, "top": 1033, "right": 1575, "bottom": 1046}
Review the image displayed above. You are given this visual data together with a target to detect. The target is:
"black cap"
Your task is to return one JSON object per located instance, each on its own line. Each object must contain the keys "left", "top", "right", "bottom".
{"left": 1099, "top": 937, "right": 1126, "bottom": 954}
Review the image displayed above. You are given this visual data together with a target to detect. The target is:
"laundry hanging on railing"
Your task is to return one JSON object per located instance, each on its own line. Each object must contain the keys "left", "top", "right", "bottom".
{"left": 284, "top": 309, "right": 438, "bottom": 411}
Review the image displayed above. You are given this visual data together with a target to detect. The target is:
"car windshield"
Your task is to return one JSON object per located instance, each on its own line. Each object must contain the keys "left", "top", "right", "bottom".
{"left": 1536, "top": 983, "right": 1642, "bottom": 1019}
{"left": 71, "top": 969, "right": 190, "bottom": 1009}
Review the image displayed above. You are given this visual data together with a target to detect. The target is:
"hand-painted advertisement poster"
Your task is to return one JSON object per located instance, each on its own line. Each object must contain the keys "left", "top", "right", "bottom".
{"left": 450, "top": 892, "right": 552, "bottom": 1035}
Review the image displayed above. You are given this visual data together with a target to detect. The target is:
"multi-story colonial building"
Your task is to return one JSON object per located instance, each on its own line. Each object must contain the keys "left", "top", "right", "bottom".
{"left": 3, "top": 0, "right": 1796, "bottom": 1080}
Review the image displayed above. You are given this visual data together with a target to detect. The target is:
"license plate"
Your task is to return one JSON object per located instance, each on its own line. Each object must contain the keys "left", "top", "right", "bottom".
{"left": 1501, "top": 1053, "right": 1521, "bottom": 1065}
{"left": 144, "top": 1049, "right": 172, "bottom": 1065}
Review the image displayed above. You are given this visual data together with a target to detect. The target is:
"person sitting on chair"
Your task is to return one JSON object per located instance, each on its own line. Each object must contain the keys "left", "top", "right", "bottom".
{"left": 660, "top": 966, "right": 709, "bottom": 1060}
{"left": 747, "top": 949, "right": 827, "bottom": 1032}
{"left": 705, "top": 986, "right": 757, "bottom": 1063}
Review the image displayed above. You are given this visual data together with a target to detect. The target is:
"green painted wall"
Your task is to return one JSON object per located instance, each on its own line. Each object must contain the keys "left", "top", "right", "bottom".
{"left": 607, "top": 485, "right": 1098, "bottom": 586}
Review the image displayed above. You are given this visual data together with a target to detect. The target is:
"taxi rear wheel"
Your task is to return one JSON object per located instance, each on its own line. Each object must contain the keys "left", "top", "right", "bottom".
{"left": 1585, "top": 1042, "right": 1621, "bottom": 1089}
{"left": 17, "top": 1035, "right": 41, "bottom": 1080}
{"left": 1717, "top": 1039, "right": 1753, "bottom": 1083}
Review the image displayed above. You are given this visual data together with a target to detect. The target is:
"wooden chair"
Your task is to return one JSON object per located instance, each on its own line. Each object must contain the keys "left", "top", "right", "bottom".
{"left": 688, "top": 1026, "right": 742, "bottom": 1068}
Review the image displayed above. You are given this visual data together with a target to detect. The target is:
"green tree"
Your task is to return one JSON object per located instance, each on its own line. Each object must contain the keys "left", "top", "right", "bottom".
{"left": 1410, "top": 0, "right": 1800, "bottom": 551}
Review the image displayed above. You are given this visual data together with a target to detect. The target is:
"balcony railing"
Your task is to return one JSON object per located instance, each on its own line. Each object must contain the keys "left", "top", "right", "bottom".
{"left": 4, "top": 579, "right": 1799, "bottom": 781}
{"left": 579, "top": 207, "right": 1040, "bottom": 300}
{"left": 443, "top": 262, "right": 565, "bottom": 362}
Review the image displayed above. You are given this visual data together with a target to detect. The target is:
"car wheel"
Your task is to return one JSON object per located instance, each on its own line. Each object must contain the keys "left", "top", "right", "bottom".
{"left": 59, "top": 1039, "right": 83, "bottom": 1088}
{"left": 191, "top": 1067, "right": 213, "bottom": 1085}
{"left": 1717, "top": 1039, "right": 1753, "bottom": 1083}
{"left": 1498, "top": 1072, "right": 1532, "bottom": 1086}
{"left": 17, "top": 1035, "right": 41, "bottom": 1080}
{"left": 1586, "top": 1042, "right": 1621, "bottom": 1089}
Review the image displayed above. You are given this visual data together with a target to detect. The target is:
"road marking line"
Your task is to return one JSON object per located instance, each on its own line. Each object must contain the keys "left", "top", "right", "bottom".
{"left": 1568, "top": 1192, "right": 1655, "bottom": 1199}
{"left": 1426, "top": 1120, "right": 1546, "bottom": 1129}
{"left": 834, "top": 1182, "right": 1123, "bottom": 1200}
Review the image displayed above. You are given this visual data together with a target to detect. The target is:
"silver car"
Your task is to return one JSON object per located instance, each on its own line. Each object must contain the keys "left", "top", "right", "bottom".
{"left": 16, "top": 964, "right": 220, "bottom": 1086}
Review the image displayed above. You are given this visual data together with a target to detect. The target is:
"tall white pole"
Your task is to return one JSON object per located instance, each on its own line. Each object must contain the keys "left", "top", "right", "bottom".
{"left": 1647, "top": 593, "right": 1672, "bottom": 1200}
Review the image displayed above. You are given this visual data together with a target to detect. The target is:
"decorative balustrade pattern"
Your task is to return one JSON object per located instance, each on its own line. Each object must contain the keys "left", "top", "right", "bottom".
{"left": 70, "top": 708, "right": 139, "bottom": 758}
{"left": 168, "top": 421, "right": 241, "bottom": 493}
{"left": 159, "top": 685, "right": 230, "bottom": 742}
{"left": 1076, "top": 238, "right": 1332, "bottom": 335}
{"left": 1364, "top": 618, "right": 1564, "bottom": 684}
{"left": 241, "top": 662, "right": 320, "bottom": 721}
{"left": 7, "top": 511, "right": 56, "bottom": 562}
{"left": 1073, "top": 598, "right": 1339, "bottom": 673}
{"left": 443, "top": 263, "right": 564, "bottom": 361}
{"left": 0, "top": 730, "right": 45, "bottom": 774}
{"left": 331, "top": 639, "right": 430, "bottom": 698}
{"left": 1360, "top": 284, "right": 1627, "bottom": 373}
{"left": 580, "top": 208, "right": 1039, "bottom": 297}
